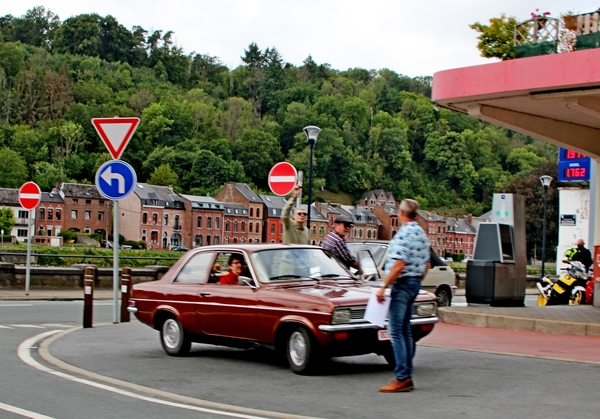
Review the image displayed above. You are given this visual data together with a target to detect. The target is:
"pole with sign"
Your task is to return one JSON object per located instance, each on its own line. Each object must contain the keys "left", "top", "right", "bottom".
{"left": 18, "top": 182, "right": 41, "bottom": 295}
{"left": 92, "top": 116, "right": 139, "bottom": 323}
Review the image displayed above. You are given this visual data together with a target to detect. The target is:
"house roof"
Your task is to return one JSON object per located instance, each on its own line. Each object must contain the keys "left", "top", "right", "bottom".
{"left": 0, "top": 188, "right": 19, "bottom": 205}
{"left": 41, "top": 192, "right": 64, "bottom": 204}
{"left": 259, "top": 194, "right": 289, "bottom": 218}
{"left": 180, "top": 194, "right": 224, "bottom": 210}
{"left": 235, "top": 183, "right": 262, "bottom": 203}
{"left": 309, "top": 203, "right": 328, "bottom": 222}
{"left": 223, "top": 202, "right": 248, "bottom": 217}
{"left": 134, "top": 184, "right": 185, "bottom": 209}
{"left": 61, "top": 183, "right": 103, "bottom": 199}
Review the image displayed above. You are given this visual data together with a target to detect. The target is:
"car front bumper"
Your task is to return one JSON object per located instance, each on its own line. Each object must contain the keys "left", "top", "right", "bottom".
{"left": 318, "top": 316, "right": 438, "bottom": 333}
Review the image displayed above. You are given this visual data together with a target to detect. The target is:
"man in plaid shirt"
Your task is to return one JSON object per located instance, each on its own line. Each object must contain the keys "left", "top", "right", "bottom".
{"left": 321, "top": 215, "right": 358, "bottom": 269}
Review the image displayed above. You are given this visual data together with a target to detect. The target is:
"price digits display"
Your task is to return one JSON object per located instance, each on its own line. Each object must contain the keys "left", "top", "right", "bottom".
{"left": 558, "top": 148, "right": 590, "bottom": 182}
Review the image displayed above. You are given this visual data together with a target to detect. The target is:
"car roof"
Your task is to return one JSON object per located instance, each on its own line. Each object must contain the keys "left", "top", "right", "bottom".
{"left": 188, "top": 243, "right": 322, "bottom": 255}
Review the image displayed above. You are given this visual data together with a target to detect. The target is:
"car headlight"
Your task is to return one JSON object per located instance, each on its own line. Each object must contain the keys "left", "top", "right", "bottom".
{"left": 414, "top": 303, "right": 437, "bottom": 317}
{"left": 332, "top": 308, "right": 352, "bottom": 324}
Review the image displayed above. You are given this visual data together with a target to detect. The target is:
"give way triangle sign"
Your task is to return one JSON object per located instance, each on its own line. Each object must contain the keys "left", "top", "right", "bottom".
{"left": 92, "top": 117, "right": 140, "bottom": 160}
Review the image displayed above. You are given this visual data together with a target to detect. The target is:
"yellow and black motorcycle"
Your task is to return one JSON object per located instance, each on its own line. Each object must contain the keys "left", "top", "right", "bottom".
{"left": 537, "top": 260, "right": 588, "bottom": 306}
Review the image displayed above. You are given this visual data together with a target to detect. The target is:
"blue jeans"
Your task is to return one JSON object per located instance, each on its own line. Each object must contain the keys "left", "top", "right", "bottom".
{"left": 388, "top": 277, "right": 421, "bottom": 380}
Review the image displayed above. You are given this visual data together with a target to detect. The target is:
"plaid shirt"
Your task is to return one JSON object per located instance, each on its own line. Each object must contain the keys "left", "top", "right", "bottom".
{"left": 322, "top": 230, "right": 356, "bottom": 268}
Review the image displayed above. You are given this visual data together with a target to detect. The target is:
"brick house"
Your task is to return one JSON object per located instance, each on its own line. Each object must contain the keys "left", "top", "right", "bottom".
{"left": 417, "top": 210, "right": 447, "bottom": 257}
{"left": 315, "top": 202, "right": 342, "bottom": 229}
{"left": 222, "top": 203, "right": 249, "bottom": 244}
{"left": 37, "top": 191, "right": 65, "bottom": 237}
{"left": 343, "top": 206, "right": 380, "bottom": 242}
{"left": 119, "top": 183, "right": 186, "bottom": 250}
{"left": 215, "top": 183, "right": 265, "bottom": 243}
{"left": 58, "top": 183, "right": 111, "bottom": 239}
{"left": 357, "top": 190, "right": 397, "bottom": 211}
{"left": 308, "top": 203, "right": 329, "bottom": 245}
{"left": 259, "top": 194, "right": 289, "bottom": 243}
{"left": 180, "top": 194, "right": 225, "bottom": 247}
{"left": 372, "top": 204, "right": 399, "bottom": 240}
{"left": 445, "top": 216, "right": 477, "bottom": 258}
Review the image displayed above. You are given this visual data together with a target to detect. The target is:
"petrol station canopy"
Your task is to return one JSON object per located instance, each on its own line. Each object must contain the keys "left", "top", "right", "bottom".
{"left": 432, "top": 47, "right": 600, "bottom": 159}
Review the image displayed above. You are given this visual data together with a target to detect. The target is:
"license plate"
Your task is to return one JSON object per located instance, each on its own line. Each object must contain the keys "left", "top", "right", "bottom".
{"left": 378, "top": 330, "right": 391, "bottom": 341}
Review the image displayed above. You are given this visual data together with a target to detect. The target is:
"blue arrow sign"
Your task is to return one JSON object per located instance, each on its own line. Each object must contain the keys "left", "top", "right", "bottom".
{"left": 95, "top": 160, "right": 137, "bottom": 200}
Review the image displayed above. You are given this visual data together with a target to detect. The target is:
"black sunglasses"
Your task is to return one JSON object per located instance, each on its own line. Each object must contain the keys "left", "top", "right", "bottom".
{"left": 297, "top": 212, "right": 308, "bottom": 216}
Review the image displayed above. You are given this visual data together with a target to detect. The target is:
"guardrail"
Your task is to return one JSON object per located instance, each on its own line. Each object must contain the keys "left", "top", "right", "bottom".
{"left": 0, "top": 252, "right": 180, "bottom": 266}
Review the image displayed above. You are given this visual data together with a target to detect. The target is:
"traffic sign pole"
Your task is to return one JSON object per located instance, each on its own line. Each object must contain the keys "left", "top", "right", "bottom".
{"left": 19, "top": 181, "right": 41, "bottom": 296}
{"left": 25, "top": 208, "right": 34, "bottom": 295}
{"left": 113, "top": 200, "right": 119, "bottom": 324}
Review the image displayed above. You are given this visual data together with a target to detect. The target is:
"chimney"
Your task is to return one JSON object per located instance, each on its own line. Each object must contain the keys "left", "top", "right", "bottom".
{"left": 467, "top": 213, "right": 472, "bottom": 225}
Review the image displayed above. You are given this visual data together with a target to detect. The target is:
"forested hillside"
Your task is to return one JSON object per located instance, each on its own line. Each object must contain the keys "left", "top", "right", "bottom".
{"left": 0, "top": 6, "right": 558, "bottom": 216}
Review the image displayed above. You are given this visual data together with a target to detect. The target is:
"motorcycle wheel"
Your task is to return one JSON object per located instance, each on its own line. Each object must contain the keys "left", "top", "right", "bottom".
{"left": 537, "top": 294, "right": 548, "bottom": 306}
{"left": 569, "top": 290, "right": 585, "bottom": 305}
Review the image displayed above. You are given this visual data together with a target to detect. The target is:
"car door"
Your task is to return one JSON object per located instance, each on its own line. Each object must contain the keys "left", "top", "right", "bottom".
{"left": 196, "top": 251, "right": 259, "bottom": 341}
{"left": 168, "top": 251, "right": 214, "bottom": 333}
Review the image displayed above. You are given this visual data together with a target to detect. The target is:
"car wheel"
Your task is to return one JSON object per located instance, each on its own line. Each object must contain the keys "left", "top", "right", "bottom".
{"left": 435, "top": 287, "right": 452, "bottom": 307}
{"left": 286, "top": 326, "right": 321, "bottom": 374}
{"left": 382, "top": 346, "right": 395, "bottom": 368}
{"left": 160, "top": 317, "right": 191, "bottom": 356}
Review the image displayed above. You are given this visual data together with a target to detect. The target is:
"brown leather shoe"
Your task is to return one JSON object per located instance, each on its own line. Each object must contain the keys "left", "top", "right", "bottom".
{"left": 379, "top": 378, "right": 414, "bottom": 392}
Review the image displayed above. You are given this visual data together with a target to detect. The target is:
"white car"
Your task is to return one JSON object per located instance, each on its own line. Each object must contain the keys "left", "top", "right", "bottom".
{"left": 348, "top": 241, "right": 457, "bottom": 306}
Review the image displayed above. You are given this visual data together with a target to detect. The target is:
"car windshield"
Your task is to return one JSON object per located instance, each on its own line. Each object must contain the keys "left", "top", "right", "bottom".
{"left": 251, "top": 248, "right": 354, "bottom": 283}
{"left": 347, "top": 243, "right": 388, "bottom": 265}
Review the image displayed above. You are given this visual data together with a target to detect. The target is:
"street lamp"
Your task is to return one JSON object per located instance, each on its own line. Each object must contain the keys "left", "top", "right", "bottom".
{"left": 540, "top": 175, "right": 553, "bottom": 278}
{"left": 303, "top": 125, "right": 321, "bottom": 233}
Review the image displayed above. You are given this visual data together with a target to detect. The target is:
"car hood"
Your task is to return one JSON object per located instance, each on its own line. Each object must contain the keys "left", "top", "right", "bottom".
{"left": 266, "top": 280, "right": 436, "bottom": 305}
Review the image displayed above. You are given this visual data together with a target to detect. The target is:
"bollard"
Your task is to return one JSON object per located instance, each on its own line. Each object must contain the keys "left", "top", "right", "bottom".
{"left": 120, "top": 267, "right": 132, "bottom": 322}
{"left": 83, "top": 266, "right": 95, "bottom": 328}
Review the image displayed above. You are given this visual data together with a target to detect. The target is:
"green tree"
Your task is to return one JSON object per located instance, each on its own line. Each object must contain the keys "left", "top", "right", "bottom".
{"left": 233, "top": 129, "right": 284, "bottom": 187}
{"left": 0, "top": 148, "right": 27, "bottom": 187}
{"left": 33, "top": 161, "right": 68, "bottom": 191}
{"left": 149, "top": 164, "right": 178, "bottom": 187}
{"left": 470, "top": 14, "right": 518, "bottom": 60}
{"left": 0, "top": 206, "right": 15, "bottom": 234}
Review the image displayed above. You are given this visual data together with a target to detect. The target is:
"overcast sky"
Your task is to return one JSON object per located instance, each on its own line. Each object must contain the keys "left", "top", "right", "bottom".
{"left": 3, "top": 1, "right": 597, "bottom": 77}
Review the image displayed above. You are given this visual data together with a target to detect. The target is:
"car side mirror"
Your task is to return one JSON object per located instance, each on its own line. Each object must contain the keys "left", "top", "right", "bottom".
{"left": 239, "top": 276, "right": 258, "bottom": 289}
{"left": 357, "top": 250, "right": 380, "bottom": 282}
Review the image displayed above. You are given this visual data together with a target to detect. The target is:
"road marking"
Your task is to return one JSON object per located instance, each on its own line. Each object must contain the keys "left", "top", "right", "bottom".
{"left": 10, "top": 325, "right": 46, "bottom": 329}
{"left": 20, "top": 330, "right": 322, "bottom": 419}
{"left": 41, "top": 324, "right": 74, "bottom": 328}
{"left": 0, "top": 304, "right": 33, "bottom": 307}
{"left": 0, "top": 401, "right": 56, "bottom": 419}
{"left": 0, "top": 325, "right": 13, "bottom": 329}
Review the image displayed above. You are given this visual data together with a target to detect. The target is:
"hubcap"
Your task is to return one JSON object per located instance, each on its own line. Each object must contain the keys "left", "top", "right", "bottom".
{"left": 437, "top": 290, "right": 450, "bottom": 307}
{"left": 289, "top": 331, "right": 307, "bottom": 366}
{"left": 163, "top": 319, "right": 181, "bottom": 349}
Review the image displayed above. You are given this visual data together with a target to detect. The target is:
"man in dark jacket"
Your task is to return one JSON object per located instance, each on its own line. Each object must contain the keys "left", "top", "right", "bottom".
{"left": 568, "top": 239, "right": 593, "bottom": 272}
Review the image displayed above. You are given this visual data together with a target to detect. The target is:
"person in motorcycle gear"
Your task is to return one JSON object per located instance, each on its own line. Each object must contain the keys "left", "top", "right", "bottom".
{"left": 566, "top": 239, "right": 593, "bottom": 272}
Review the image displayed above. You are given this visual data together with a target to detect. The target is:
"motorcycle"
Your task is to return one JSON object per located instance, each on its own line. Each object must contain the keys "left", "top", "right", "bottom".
{"left": 536, "top": 260, "right": 588, "bottom": 306}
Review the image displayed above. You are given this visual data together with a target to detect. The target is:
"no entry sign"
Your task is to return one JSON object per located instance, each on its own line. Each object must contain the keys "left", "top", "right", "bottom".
{"left": 268, "top": 162, "right": 298, "bottom": 196}
{"left": 18, "top": 182, "right": 41, "bottom": 210}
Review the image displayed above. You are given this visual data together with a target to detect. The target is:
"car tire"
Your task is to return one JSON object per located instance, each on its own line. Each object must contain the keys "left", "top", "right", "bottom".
{"left": 435, "top": 287, "right": 452, "bottom": 307}
{"left": 286, "top": 326, "right": 321, "bottom": 375}
{"left": 382, "top": 346, "right": 395, "bottom": 368}
{"left": 382, "top": 341, "right": 416, "bottom": 368}
{"left": 160, "top": 317, "right": 191, "bottom": 356}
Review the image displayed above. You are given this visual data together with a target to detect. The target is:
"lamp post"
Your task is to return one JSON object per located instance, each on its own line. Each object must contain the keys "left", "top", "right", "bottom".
{"left": 303, "top": 125, "right": 321, "bottom": 234}
{"left": 540, "top": 175, "right": 553, "bottom": 277}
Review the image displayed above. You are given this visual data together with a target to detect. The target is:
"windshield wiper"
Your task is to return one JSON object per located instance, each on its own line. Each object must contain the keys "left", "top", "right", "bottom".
{"left": 269, "top": 274, "right": 306, "bottom": 281}
{"left": 317, "top": 274, "right": 354, "bottom": 280}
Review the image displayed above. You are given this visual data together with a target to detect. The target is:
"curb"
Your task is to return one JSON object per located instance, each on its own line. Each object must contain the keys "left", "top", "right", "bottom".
{"left": 438, "top": 308, "right": 600, "bottom": 337}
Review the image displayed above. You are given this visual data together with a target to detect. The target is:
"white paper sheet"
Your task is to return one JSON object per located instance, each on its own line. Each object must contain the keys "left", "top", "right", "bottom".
{"left": 363, "top": 289, "right": 391, "bottom": 327}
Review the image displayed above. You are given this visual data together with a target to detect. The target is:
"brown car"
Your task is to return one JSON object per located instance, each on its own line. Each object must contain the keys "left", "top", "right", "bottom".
{"left": 128, "top": 244, "right": 438, "bottom": 374}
